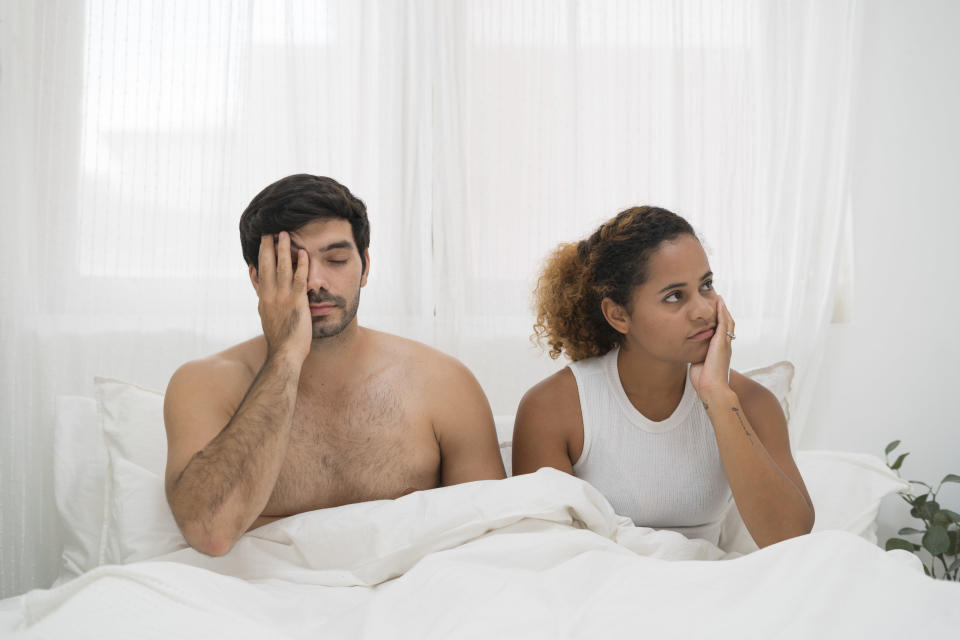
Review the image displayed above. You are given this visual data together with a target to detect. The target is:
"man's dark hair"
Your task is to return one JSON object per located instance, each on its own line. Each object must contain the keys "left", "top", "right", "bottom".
{"left": 239, "top": 174, "right": 370, "bottom": 272}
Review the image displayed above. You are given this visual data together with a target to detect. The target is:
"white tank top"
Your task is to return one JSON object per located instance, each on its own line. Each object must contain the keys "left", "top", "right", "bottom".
{"left": 569, "top": 346, "right": 732, "bottom": 544}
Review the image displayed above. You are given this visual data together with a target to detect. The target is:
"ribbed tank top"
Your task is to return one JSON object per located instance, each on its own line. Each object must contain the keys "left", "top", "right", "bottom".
{"left": 569, "top": 346, "right": 733, "bottom": 544}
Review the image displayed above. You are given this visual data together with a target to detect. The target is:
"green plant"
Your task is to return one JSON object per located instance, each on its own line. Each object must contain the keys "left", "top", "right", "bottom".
{"left": 883, "top": 440, "right": 960, "bottom": 580}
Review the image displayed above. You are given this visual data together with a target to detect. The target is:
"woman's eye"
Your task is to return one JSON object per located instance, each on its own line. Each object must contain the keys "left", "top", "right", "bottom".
{"left": 329, "top": 259, "right": 348, "bottom": 265}
{"left": 701, "top": 280, "right": 714, "bottom": 291}
{"left": 664, "top": 292, "right": 681, "bottom": 303}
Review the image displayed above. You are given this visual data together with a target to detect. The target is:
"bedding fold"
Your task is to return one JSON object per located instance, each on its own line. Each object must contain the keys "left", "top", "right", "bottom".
{"left": 6, "top": 468, "right": 958, "bottom": 639}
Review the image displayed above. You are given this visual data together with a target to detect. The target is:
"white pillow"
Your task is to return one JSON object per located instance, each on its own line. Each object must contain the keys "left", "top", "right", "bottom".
{"left": 95, "top": 377, "right": 187, "bottom": 564}
{"left": 741, "top": 360, "right": 794, "bottom": 422}
{"left": 52, "top": 396, "right": 107, "bottom": 582}
{"left": 718, "top": 450, "right": 910, "bottom": 554}
{"left": 494, "top": 415, "right": 514, "bottom": 476}
{"left": 800, "top": 450, "right": 909, "bottom": 542}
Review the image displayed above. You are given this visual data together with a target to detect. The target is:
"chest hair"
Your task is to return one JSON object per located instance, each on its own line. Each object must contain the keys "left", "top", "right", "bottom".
{"left": 266, "top": 379, "right": 439, "bottom": 513}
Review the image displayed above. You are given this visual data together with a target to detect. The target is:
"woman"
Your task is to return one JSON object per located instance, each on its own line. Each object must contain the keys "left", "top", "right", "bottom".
{"left": 512, "top": 206, "right": 814, "bottom": 548}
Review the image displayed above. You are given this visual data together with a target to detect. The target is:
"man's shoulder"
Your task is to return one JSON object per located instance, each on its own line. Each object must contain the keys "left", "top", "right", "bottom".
{"left": 166, "top": 336, "right": 265, "bottom": 398}
{"left": 365, "top": 328, "right": 470, "bottom": 375}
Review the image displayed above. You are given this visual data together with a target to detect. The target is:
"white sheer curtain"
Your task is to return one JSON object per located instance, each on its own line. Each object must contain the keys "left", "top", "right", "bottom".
{"left": 0, "top": 0, "right": 859, "bottom": 597}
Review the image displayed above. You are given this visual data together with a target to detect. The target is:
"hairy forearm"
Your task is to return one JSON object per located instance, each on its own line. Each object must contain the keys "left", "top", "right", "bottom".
{"left": 703, "top": 390, "right": 814, "bottom": 548}
{"left": 169, "top": 353, "right": 302, "bottom": 555}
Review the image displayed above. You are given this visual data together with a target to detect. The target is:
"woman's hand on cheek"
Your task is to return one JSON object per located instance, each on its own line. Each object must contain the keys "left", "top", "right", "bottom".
{"left": 689, "top": 296, "right": 735, "bottom": 400}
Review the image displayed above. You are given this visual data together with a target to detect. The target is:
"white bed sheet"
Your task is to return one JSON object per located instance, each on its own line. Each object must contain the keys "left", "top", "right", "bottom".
{"left": 5, "top": 469, "right": 958, "bottom": 639}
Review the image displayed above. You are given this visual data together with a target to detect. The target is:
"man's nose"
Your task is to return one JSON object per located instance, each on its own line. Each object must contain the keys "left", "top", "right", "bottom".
{"left": 306, "top": 262, "right": 331, "bottom": 294}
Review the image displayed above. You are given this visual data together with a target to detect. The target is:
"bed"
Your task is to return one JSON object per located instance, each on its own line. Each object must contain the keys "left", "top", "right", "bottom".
{"left": 2, "top": 365, "right": 958, "bottom": 637}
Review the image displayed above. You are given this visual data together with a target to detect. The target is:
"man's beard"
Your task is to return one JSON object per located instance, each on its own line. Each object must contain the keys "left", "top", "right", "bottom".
{"left": 309, "top": 288, "right": 360, "bottom": 339}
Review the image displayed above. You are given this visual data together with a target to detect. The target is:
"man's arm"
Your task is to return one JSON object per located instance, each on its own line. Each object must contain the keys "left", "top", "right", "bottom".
{"left": 431, "top": 358, "right": 506, "bottom": 484}
{"left": 164, "top": 232, "right": 312, "bottom": 556}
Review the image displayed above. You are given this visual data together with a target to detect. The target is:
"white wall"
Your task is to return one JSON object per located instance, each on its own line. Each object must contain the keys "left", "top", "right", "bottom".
{"left": 802, "top": 0, "right": 960, "bottom": 546}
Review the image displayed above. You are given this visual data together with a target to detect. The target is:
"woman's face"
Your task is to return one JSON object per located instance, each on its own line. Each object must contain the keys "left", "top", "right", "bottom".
{"left": 615, "top": 234, "right": 718, "bottom": 364}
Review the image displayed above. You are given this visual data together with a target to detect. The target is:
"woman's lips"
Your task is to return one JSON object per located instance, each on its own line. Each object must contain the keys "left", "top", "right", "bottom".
{"left": 689, "top": 327, "right": 715, "bottom": 341}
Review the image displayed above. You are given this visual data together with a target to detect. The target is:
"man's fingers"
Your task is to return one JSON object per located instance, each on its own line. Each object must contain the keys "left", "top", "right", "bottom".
{"left": 258, "top": 234, "right": 277, "bottom": 290}
{"left": 276, "top": 231, "right": 293, "bottom": 284}
{"left": 293, "top": 249, "right": 308, "bottom": 291}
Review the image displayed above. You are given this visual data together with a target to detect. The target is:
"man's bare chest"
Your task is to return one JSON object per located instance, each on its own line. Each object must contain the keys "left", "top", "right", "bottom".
{"left": 265, "top": 380, "right": 440, "bottom": 514}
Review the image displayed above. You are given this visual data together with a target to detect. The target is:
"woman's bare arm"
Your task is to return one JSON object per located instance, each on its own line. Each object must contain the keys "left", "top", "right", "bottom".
{"left": 691, "top": 297, "right": 813, "bottom": 548}
{"left": 512, "top": 368, "right": 582, "bottom": 476}
{"left": 701, "top": 374, "right": 814, "bottom": 548}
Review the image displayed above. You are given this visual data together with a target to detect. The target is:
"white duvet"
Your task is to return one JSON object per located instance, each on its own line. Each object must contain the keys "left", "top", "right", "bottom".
{"left": 4, "top": 469, "right": 959, "bottom": 639}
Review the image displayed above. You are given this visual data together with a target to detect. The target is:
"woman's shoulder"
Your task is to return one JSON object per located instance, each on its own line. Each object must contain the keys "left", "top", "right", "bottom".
{"left": 513, "top": 366, "right": 584, "bottom": 474}
{"left": 518, "top": 348, "right": 616, "bottom": 422}
{"left": 519, "top": 366, "right": 580, "bottom": 414}
{"left": 728, "top": 369, "right": 785, "bottom": 421}
{"left": 516, "top": 367, "right": 583, "bottom": 436}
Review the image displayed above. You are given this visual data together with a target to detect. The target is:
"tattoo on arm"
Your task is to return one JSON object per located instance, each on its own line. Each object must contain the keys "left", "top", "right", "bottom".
{"left": 731, "top": 407, "right": 755, "bottom": 445}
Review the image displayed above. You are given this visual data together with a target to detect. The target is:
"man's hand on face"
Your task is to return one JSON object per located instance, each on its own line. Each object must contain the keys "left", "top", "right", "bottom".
{"left": 257, "top": 231, "right": 312, "bottom": 364}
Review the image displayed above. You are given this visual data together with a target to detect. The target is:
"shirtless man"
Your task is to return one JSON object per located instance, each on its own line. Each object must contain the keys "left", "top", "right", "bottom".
{"left": 164, "top": 174, "right": 506, "bottom": 557}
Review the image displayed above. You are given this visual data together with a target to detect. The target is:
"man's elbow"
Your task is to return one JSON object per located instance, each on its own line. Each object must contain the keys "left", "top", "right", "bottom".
{"left": 188, "top": 532, "right": 236, "bottom": 557}
{"left": 175, "top": 518, "right": 239, "bottom": 556}
{"left": 169, "top": 497, "right": 239, "bottom": 557}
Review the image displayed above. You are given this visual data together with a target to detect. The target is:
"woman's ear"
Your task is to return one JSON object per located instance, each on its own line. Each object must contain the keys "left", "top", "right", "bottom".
{"left": 248, "top": 264, "right": 260, "bottom": 295}
{"left": 601, "top": 297, "right": 630, "bottom": 335}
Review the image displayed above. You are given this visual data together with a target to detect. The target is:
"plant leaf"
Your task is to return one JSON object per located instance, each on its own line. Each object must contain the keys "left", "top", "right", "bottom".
{"left": 948, "top": 530, "right": 958, "bottom": 557}
{"left": 897, "top": 527, "right": 924, "bottom": 536}
{"left": 949, "top": 557, "right": 960, "bottom": 573}
{"left": 933, "top": 511, "right": 953, "bottom": 528}
{"left": 920, "top": 501, "right": 941, "bottom": 521}
{"left": 910, "top": 494, "right": 929, "bottom": 518}
{"left": 891, "top": 452, "right": 909, "bottom": 470}
{"left": 941, "top": 473, "right": 960, "bottom": 485}
{"left": 908, "top": 480, "right": 932, "bottom": 489}
{"left": 885, "top": 440, "right": 900, "bottom": 455}
{"left": 922, "top": 526, "right": 951, "bottom": 555}
{"left": 885, "top": 538, "right": 916, "bottom": 552}
{"left": 941, "top": 509, "right": 960, "bottom": 524}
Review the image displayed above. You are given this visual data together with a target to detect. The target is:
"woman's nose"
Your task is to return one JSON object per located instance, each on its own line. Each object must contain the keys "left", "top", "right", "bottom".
{"left": 692, "top": 293, "right": 715, "bottom": 322}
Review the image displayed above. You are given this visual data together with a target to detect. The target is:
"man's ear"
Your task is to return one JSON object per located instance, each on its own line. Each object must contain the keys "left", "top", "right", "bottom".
{"left": 600, "top": 297, "right": 630, "bottom": 335}
{"left": 360, "top": 250, "right": 371, "bottom": 287}
{"left": 248, "top": 264, "right": 260, "bottom": 295}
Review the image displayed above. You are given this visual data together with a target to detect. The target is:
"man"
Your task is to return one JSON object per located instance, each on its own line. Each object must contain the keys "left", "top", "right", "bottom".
{"left": 164, "top": 174, "right": 506, "bottom": 556}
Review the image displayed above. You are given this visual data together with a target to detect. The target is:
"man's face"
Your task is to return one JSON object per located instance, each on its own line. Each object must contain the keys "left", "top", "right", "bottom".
{"left": 285, "top": 218, "right": 369, "bottom": 340}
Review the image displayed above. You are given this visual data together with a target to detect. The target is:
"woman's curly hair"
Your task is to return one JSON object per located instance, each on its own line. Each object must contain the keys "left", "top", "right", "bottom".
{"left": 533, "top": 206, "right": 695, "bottom": 361}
